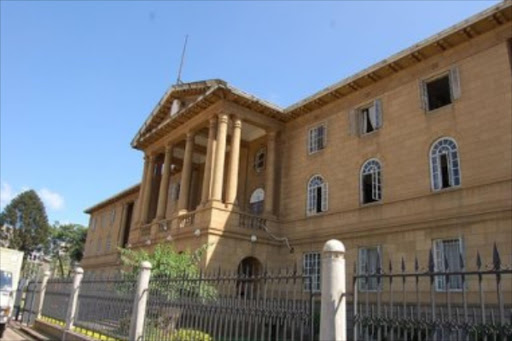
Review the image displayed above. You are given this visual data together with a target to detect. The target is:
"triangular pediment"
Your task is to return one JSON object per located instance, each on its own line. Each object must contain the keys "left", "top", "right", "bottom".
{"left": 131, "top": 79, "right": 227, "bottom": 148}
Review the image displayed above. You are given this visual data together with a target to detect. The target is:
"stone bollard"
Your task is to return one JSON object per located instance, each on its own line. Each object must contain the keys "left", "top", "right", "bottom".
{"left": 129, "top": 261, "right": 152, "bottom": 341}
{"left": 320, "top": 239, "right": 346, "bottom": 341}
{"left": 65, "top": 267, "right": 84, "bottom": 331}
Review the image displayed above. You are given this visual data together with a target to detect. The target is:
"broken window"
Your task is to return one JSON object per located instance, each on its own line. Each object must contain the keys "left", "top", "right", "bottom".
{"left": 361, "top": 159, "right": 382, "bottom": 204}
{"left": 307, "top": 175, "right": 328, "bottom": 215}
{"left": 430, "top": 137, "right": 460, "bottom": 191}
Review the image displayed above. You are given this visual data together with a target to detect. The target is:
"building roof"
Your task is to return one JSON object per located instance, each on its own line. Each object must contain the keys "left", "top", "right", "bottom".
{"left": 84, "top": 183, "right": 140, "bottom": 214}
{"left": 131, "top": 1, "right": 511, "bottom": 151}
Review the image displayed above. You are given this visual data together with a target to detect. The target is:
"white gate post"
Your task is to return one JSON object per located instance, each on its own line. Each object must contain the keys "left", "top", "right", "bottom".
{"left": 129, "top": 261, "right": 152, "bottom": 341}
{"left": 65, "top": 267, "right": 84, "bottom": 331}
{"left": 320, "top": 239, "right": 346, "bottom": 341}
{"left": 36, "top": 271, "right": 51, "bottom": 319}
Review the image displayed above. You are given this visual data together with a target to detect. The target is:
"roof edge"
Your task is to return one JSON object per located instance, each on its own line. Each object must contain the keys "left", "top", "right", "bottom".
{"left": 84, "top": 183, "right": 140, "bottom": 214}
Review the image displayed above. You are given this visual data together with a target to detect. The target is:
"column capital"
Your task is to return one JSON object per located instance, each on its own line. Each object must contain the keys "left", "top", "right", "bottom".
{"left": 185, "top": 131, "right": 196, "bottom": 140}
{"left": 209, "top": 116, "right": 217, "bottom": 127}
{"left": 165, "top": 143, "right": 173, "bottom": 153}
{"left": 267, "top": 130, "right": 277, "bottom": 140}
{"left": 144, "top": 154, "right": 156, "bottom": 162}
{"left": 217, "top": 112, "right": 229, "bottom": 123}
{"left": 232, "top": 115, "right": 242, "bottom": 128}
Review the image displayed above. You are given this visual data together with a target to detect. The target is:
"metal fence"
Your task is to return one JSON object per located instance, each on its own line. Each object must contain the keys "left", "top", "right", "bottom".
{"left": 20, "top": 279, "right": 41, "bottom": 326}
{"left": 144, "top": 269, "right": 318, "bottom": 341}
{"left": 74, "top": 274, "right": 136, "bottom": 341}
{"left": 353, "top": 244, "right": 512, "bottom": 341}
{"left": 41, "top": 277, "right": 72, "bottom": 323}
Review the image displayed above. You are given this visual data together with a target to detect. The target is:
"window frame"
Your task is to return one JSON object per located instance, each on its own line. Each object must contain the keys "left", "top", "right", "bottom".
{"left": 421, "top": 67, "right": 461, "bottom": 112}
{"left": 358, "top": 245, "right": 382, "bottom": 292}
{"left": 308, "top": 123, "right": 327, "bottom": 155}
{"left": 357, "top": 99, "right": 383, "bottom": 136}
{"left": 433, "top": 238, "right": 464, "bottom": 292}
{"left": 249, "top": 188, "right": 265, "bottom": 216}
{"left": 360, "top": 158, "right": 382, "bottom": 205}
{"left": 303, "top": 252, "right": 321, "bottom": 293}
{"left": 306, "top": 175, "right": 328, "bottom": 216}
{"left": 429, "top": 137, "right": 461, "bottom": 192}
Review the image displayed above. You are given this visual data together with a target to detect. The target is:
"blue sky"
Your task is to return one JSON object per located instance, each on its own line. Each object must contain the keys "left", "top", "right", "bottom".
{"left": 0, "top": 1, "right": 500, "bottom": 226}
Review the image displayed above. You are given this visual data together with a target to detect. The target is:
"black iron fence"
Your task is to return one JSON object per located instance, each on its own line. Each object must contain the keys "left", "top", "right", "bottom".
{"left": 353, "top": 244, "right": 512, "bottom": 341}
{"left": 144, "top": 269, "right": 318, "bottom": 341}
{"left": 73, "top": 274, "right": 136, "bottom": 341}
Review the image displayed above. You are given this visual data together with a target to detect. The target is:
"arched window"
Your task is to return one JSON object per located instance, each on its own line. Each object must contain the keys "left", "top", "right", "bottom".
{"left": 249, "top": 188, "right": 265, "bottom": 215}
{"left": 361, "top": 159, "right": 382, "bottom": 204}
{"left": 254, "top": 148, "right": 266, "bottom": 173}
{"left": 307, "top": 175, "right": 328, "bottom": 215}
{"left": 430, "top": 138, "right": 461, "bottom": 191}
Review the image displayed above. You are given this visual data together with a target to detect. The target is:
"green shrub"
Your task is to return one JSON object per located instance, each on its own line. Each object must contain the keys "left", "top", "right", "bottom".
{"left": 170, "top": 329, "right": 212, "bottom": 341}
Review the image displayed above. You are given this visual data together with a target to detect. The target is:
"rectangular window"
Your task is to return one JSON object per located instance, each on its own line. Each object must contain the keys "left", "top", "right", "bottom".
{"left": 421, "top": 67, "right": 460, "bottom": 112}
{"left": 303, "top": 252, "right": 321, "bottom": 292}
{"left": 358, "top": 246, "right": 381, "bottom": 291}
{"left": 358, "top": 100, "right": 382, "bottom": 135}
{"left": 308, "top": 124, "right": 326, "bottom": 154}
{"left": 433, "top": 238, "right": 464, "bottom": 291}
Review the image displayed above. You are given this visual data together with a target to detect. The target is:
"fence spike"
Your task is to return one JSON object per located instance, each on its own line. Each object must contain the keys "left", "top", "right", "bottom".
{"left": 476, "top": 251, "right": 482, "bottom": 270}
{"left": 414, "top": 256, "right": 419, "bottom": 272}
{"left": 444, "top": 253, "right": 450, "bottom": 272}
{"left": 401, "top": 257, "right": 406, "bottom": 273}
{"left": 376, "top": 249, "right": 382, "bottom": 274}
{"left": 389, "top": 259, "right": 393, "bottom": 273}
{"left": 459, "top": 251, "right": 465, "bottom": 270}
{"left": 493, "top": 242, "right": 501, "bottom": 271}
{"left": 428, "top": 248, "right": 435, "bottom": 273}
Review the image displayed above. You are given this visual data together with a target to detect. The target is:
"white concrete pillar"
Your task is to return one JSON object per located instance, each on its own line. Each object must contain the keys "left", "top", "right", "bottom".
{"left": 320, "top": 239, "right": 346, "bottom": 341}
{"left": 178, "top": 133, "right": 195, "bottom": 212}
{"left": 36, "top": 271, "right": 51, "bottom": 319}
{"left": 226, "top": 116, "right": 242, "bottom": 205}
{"left": 201, "top": 117, "right": 217, "bottom": 204}
{"left": 156, "top": 145, "right": 173, "bottom": 220}
{"left": 129, "top": 261, "right": 152, "bottom": 341}
{"left": 65, "top": 267, "right": 84, "bottom": 331}
{"left": 264, "top": 131, "right": 276, "bottom": 215}
{"left": 211, "top": 113, "right": 229, "bottom": 202}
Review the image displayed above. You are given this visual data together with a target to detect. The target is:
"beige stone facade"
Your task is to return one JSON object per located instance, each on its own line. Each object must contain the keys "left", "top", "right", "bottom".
{"left": 82, "top": 2, "right": 511, "bottom": 300}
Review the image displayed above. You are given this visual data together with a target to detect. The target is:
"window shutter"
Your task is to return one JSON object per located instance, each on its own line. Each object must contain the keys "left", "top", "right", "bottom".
{"left": 419, "top": 80, "right": 428, "bottom": 111}
{"left": 374, "top": 99, "right": 383, "bottom": 128}
{"left": 321, "top": 182, "right": 328, "bottom": 212}
{"left": 348, "top": 109, "right": 357, "bottom": 136}
{"left": 307, "top": 186, "right": 314, "bottom": 215}
{"left": 450, "top": 67, "right": 461, "bottom": 100}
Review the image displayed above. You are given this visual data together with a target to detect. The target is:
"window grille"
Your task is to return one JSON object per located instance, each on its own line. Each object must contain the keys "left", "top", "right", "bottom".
{"left": 303, "top": 252, "right": 321, "bottom": 292}
{"left": 308, "top": 124, "right": 326, "bottom": 154}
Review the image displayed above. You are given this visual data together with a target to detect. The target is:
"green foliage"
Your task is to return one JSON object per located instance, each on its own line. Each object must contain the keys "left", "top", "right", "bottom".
{"left": 0, "top": 190, "right": 50, "bottom": 253}
{"left": 118, "top": 243, "right": 217, "bottom": 300}
{"left": 49, "top": 222, "right": 88, "bottom": 277}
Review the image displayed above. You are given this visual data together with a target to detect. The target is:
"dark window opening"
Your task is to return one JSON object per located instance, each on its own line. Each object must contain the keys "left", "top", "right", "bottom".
{"left": 121, "top": 202, "right": 133, "bottom": 247}
{"left": 362, "top": 108, "right": 375, "bottom": 134}
{"left": 362, "top": 174, "right": 376, "bottom": 204}
{"left": 440, "top": 154, "right": 450, "bottom": 188}
{"left": 316, "top": 187, "right": 322, "bottom": 213}
{"left": 427, "top": 75, "right": 452, "bottom": 111}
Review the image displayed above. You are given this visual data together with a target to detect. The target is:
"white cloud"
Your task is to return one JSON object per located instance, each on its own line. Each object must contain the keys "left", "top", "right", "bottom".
{"left": 0, "top": 182, "right": 15, "bottom": 209}
{"left": 0, "top": 182, "right": 64, "bottom": 211}
{"left": 38, "top": 188, "right": 64, "bottom": 211}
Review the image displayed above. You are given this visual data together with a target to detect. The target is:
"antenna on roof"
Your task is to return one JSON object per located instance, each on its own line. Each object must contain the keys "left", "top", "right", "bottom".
{"left": 176, "top": 34, "right": 188, "bottom": 85}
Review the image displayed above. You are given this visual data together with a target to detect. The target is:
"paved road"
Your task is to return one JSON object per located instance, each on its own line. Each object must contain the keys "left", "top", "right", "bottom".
{"left": 2, "top": 326, "right": 35, "bottom": 341}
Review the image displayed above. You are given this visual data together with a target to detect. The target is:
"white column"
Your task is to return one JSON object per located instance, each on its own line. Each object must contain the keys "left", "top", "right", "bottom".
{"left": 156, "top": 145, "right": 173, "bottom": 220}
{"left": 201, "top": 117, "right": 217, "bottom": 204}
{"left": 129, "top": 261, "right": 152, "bottom": 341}
{"left": 36, "top": 271, "right": 51, "bottom": 319}
{"left": 65, "top": 267, "right": 84, "bottom": 331}
{"left": 211, "top": 113, "right": 229, "bottom": 201}
{"left": 178, "top": 132, "right": 195, "bottom": 212}
{"left": 320, "top": 239, "right": 346, "bottom": 341}
{"left": 264, "top": 131, "right": 276, "bottom": 215}
{"left": 226, "top": 116, "right": 242, "bottom": 205}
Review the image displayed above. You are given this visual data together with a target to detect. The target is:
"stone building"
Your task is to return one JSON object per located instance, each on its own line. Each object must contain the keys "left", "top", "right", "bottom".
{"left": 82, "top": 2, "right": 511, "bottom": 298}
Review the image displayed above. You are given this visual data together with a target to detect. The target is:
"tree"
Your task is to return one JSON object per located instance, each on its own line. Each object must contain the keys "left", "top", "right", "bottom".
{"left": 0, "top": 190, "right": 50, "bottom": 253}
{"left": 49, "top": 222, "right": 87, "bottom": 277}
